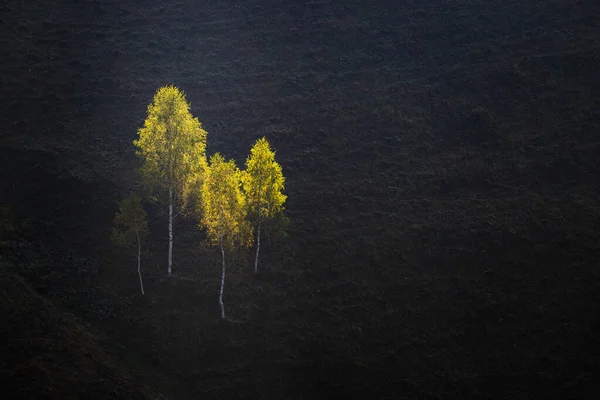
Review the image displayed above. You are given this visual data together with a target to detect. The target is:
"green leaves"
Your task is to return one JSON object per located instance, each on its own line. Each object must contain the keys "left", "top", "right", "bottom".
{"left": 110, "top": 194, "right": 148, "bottom": 250}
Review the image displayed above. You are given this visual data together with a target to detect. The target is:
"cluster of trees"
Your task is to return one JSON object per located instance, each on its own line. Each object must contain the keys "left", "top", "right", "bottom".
{"left": 111, "top": 86, "right": 286, "bottom": 319}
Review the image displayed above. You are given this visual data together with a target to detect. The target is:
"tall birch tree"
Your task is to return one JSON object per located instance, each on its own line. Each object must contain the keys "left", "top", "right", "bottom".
{"left": 111, "top": 195, "right": 149, "bottom": 295}
{"left": 242, "top": 137, "right": 286, "bottom": 273}
{"left": 134, "top": 85, "right": 207, "bottom": 277}
{"left": 200, "top": 153, "right": 252, "bottom": 320}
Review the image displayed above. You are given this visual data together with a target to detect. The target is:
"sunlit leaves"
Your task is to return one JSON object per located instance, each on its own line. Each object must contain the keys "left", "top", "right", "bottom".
{"left": 200, "top": 153, "right": 253, "bottom": 250}
{"left": 133, "top": 85, "right": 207, "bottom": 211}
{"left": 242, "top": 137, "right": 287, "bottom": 222}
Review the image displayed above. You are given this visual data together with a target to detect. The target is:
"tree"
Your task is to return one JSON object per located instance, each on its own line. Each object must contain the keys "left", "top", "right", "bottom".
{"left": 111, "top": 195, "right": 149, "bottom": 295}
{"left": 200, "top": 153, "right": 252, "bottom": 319}
{"left": 242, "top": 137, "right": 287, "bottom": 273}
{"left": 134, "top": 85, "right": 207, "bottom": 277}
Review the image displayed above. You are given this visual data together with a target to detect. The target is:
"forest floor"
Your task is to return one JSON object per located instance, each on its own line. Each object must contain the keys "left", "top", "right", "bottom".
{"left": 1, "top": 0, "right": 600, "bottom": 398}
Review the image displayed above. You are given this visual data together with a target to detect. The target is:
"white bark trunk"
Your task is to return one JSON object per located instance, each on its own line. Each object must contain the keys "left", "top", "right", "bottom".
{"left": 135, "top": 223, "right": 144, "bottom": 295}
{"left": 219, "top": 244, "right": 226, "bottom": 319}
{"left": 168, "top": 186, "right": 173, "bottom": 277}
{"left": 254, "top": 223, "right": 261, "bottom": 273}
{"left": 137, "top": 248, "right": 145, "bottom": 295}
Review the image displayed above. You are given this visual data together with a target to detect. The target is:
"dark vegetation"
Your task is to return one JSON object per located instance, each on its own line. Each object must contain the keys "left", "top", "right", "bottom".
{"left": 1, "top": 0, "right": 600, "bottom": 398}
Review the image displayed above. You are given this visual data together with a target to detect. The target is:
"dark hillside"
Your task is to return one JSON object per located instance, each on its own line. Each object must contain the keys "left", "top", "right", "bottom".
{"left": 1, "top": 0, "right": 600, "bottom": 398}
{"left": 0, "top": 258, "right": 165, "bottom": 399}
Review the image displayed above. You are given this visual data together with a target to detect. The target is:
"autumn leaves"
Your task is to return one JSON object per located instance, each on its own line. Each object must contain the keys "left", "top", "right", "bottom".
{"left": 133, "top": 85, "right": 208, "bottom": 277}
{"left": 242, "top": 138, "right": 287, "bottom": 273}
{"left": 113, "top": 86, "right": 286, "bottom": 319}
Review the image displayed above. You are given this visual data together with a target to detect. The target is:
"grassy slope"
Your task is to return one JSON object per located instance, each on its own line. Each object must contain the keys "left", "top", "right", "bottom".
{"left": 1, "top": 0, "right": 600, "bottom": 398}
{"left": 0, "top": 258, "right": 165, "bottom": 399}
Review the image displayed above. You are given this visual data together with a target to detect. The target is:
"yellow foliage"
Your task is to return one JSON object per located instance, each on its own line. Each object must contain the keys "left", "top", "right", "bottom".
{"left": 200, "top": 153, "right": 253, "bottom": 249}
{"left": 242, "top": 137, "right": 287, "bottom": 221}
{"left": 133, "top": 85, "right": 207, "bottom": 210}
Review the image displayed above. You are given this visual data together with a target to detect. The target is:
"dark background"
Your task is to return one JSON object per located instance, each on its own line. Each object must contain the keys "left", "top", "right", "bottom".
{"left": 1, "top": 0, "right": 599, "bottom": 398}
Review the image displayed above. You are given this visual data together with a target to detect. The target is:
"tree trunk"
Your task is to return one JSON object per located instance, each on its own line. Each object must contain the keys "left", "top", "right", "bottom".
{"left": 254, "top": 222, "right": 261, "bottom": 273}
{"left": 137, "top": 247, "right": 145, "bottom": 295}
{"left": 219, "top": 244, "right": 226, "bottom": 319}
{"left": 135, "top": 226, "right": 145, "bottom": 295}
{"left": 168, "top": 186, "right": 173, "bottom": 276}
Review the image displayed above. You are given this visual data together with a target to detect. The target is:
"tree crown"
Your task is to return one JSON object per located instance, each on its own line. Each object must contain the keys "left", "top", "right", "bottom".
{"left": 111, "top": 194, "right": 148, "bottom": 248}
{"left": 242, "top": 137, "right": 286, "bottom": 220}
{"left": 201, "top": 153, "right": 252, "bottom": 249}
{"left": 133, "top": 85, "right": 207, "bottom": 210}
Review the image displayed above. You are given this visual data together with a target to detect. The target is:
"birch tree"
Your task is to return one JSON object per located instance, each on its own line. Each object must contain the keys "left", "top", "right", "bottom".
{"left": 242, "top": 137, "right": 286, "bottom": 273}
{"left": 200, "top": 153, "right": 252, "bottom": 320}
{"left": 134, "top": 85, "right": 207, "bottom": 277}
{"left": 111, "top": 195, "right": 149, "bottom": 295}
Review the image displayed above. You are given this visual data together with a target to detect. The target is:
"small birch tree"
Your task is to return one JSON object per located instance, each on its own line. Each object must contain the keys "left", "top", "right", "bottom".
{"left": 134, "top": 85, "right": 207, "bottom": 277}
{"left": 242, "top": 137, "right": 287, "bottom": 273}
{"left": 200, "top": 153, "right": 252, "bottom": 320}
{"left": 111, "top": 195, "right": 149, "bottom": 295}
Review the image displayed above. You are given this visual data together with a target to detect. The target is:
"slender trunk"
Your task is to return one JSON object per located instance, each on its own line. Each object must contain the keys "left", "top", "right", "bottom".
{"left": 219, "top": 243, "right": 226, "bottom": 319}
{"left": 254, "top": 222, "right": 261, "bottom": 273}
{"left": 135, "top": 223, "right": 144, "bottom": 295}
{"left": 168, "top": 186, "right": 173, "bottom": 276}
{"left": 137, "top": 248, "right": 145, "bottom": 295}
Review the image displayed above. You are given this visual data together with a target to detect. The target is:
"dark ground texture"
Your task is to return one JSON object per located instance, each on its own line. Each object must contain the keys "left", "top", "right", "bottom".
{"left": 1, "top": 0, "right": 600, "bottom": 399}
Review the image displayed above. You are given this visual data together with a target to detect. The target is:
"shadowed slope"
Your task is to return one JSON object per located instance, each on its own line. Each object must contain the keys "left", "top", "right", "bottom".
{"left": 0, "top": 259, "right": 163, "bottom": 399}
